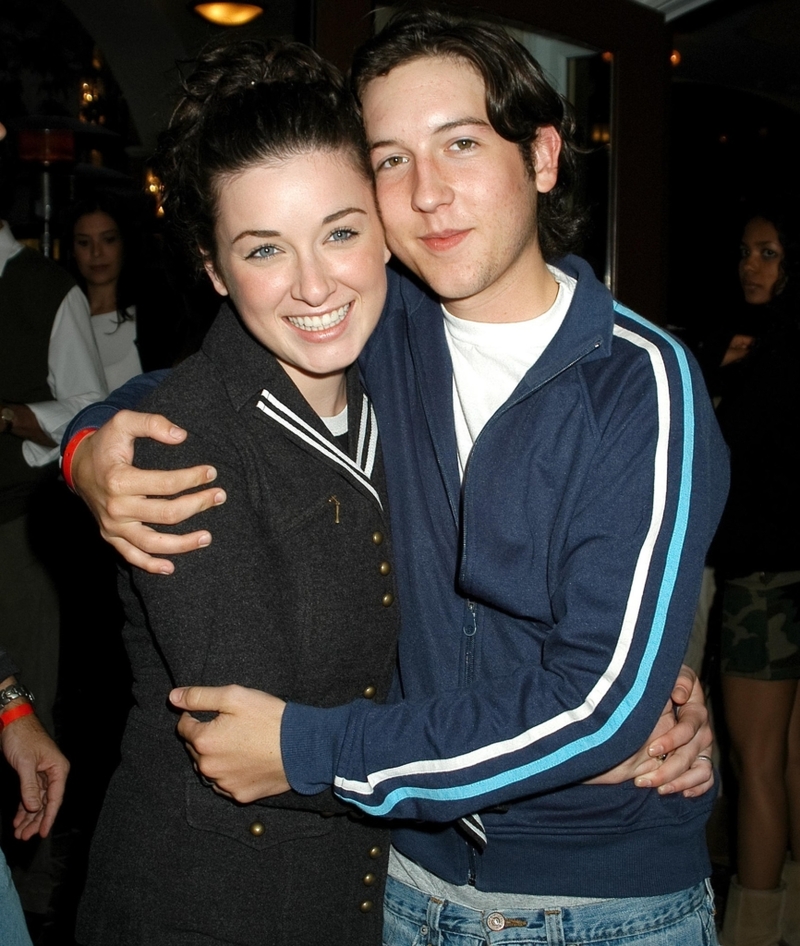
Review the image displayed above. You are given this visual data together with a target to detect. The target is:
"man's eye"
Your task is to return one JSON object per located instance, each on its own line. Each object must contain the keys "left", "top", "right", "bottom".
{"left": 450, "top": 138, "right": 476, "bottom": 151}
{"left": 377, "top": 155, "right": 407, "bottom": 170}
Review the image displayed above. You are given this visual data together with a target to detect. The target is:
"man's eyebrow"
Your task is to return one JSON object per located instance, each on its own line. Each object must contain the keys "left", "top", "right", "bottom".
{"left": 369, "top": 117, "right": 491, "bottom": 151}
{"left": 232, "top": 208, "right": 366, "bottom": 245}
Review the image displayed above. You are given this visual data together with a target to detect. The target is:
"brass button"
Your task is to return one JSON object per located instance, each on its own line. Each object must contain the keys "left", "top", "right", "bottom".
{"left": 381, "top": 592, "right": 394, "bottom": 607}
{"left": 362, "top": 873, "right": 376, "bottom": 886}
{"left": 379, "top": 561, "right": 391, "bottom": 575}
{"left": 362, "top": 685, "right": 377, "bottom": 699}
{"left": 368, "top": 845, "right": 382, "bottom": 859}
{"left": 359, "top": 900, "right": 374, "bottom": 913}
{"left": 249, "top": 821, "right": 265, "bottom": 837}
{"left": 372, "top": 531, "right": 383, "bottom": 545}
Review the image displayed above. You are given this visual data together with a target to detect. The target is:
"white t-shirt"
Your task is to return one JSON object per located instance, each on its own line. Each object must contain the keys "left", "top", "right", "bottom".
{"left": 443, "top": 265, "right": 577, "bottom": 478}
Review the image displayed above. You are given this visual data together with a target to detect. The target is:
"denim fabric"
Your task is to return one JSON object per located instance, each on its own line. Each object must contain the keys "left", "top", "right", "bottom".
{"left": 0, "top": 850, "right": 33, "bottom": 946}
{"left": 383, "top": 875, "right": 718, "bottom": 946}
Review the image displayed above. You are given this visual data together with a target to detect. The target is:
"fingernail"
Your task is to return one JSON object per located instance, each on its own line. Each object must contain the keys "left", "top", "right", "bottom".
{"left": 205, "top": 466, "right": 217, "bottom": 481}
{"left": 169, "top": 688, "right": 184, "bottom": 704}
{"left": 159, "top": 565, "right": 173, "bottom": 576}
{"left": 169, "top": 426, "right": 186, "bottom": 440}
{"left": 683, "top": 790, "right": 695, "bottom": 798}
{"left": 658, "top": 785, "right": 673, "bottom": 795}
{"left": 649, "top": 743, "right": 664, "bottom": 757}
{"left": 213, "top": 490, "right": 226, "bottom": 505}
{"left": 197, "top": 533, "right": 211, "bottom": 548}
{"left": 635, "top": 777, "right": 652, "bottom": 788}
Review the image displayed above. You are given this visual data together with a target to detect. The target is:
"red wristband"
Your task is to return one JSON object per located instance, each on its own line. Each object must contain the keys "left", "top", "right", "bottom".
{"left": 62, "top": 427, "right": 98, "bottom": 492}
{"left": 0, "top": 702, "right": 35, "bottom": 733}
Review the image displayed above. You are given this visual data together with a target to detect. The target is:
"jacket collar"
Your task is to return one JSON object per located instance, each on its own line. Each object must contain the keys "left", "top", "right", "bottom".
{"left": 389, "top": 255, "right": 616, "bottom": 523}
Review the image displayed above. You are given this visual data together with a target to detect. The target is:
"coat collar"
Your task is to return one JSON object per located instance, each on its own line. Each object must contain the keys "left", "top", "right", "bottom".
{"left": 203, "top": 303, "right": 383, "bottom": 509}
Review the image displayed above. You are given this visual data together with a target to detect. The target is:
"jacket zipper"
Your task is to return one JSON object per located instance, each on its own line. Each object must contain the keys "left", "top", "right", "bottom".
{"left": 460, "top": 339, "right": 602, "bottom": 568}
{"left": 463, "top": 599, "right": 478, "bottom": 684}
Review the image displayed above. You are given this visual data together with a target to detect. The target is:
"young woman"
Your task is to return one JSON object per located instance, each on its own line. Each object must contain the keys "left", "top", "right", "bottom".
{"left": 716, "top": 210, "right": 800, "bottom": 946}
{"left": 75, "top": 41, "right": 396, "bottom": 946}
{"left": 65, "top": 194, "right": 185, "bottom": 390}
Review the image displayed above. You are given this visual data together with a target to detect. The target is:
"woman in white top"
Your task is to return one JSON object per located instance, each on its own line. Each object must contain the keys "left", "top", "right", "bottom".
{"left": 66, "top": 195, "right": 142, "bottom": 391}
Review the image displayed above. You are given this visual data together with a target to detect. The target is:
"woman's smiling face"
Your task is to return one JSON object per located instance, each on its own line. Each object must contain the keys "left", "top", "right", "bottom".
{"left": 204, "top": 150, "right": 389, "bottom": 400}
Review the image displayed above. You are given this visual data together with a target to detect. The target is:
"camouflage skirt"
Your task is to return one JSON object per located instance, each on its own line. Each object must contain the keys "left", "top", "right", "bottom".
{"left": 721, "top": 571, "right": 800, "bottom": 679}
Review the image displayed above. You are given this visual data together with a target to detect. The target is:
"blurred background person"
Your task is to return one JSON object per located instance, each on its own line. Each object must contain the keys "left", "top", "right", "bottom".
{"left": 62, "top": 192, "right": 188, "bottom": 391}
{"left": 715, "top": 206, "right": 800, "bottom": 946}
{"left": 0, "top": 649, "right": 70, "bottom": 946}
{"left": 0, "top": 112, "right": 105, "bottom": 930}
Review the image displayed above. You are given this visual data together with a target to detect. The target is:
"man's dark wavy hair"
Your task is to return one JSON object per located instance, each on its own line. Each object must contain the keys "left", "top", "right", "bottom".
{"left": 350, "top": 4, "right": 587, "bottom": 262}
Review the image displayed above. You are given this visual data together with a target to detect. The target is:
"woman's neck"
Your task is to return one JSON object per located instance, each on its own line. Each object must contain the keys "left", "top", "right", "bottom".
{"left": 282, "top": 363, "right": 348, "bottom": 418}
{"left": 88, "top": 284, "right": 118, "bottom": 316}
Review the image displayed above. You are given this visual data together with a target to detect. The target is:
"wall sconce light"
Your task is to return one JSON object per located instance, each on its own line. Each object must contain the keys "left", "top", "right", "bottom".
{"left": 189, "top": 1, "right": 265, "bottom": 26}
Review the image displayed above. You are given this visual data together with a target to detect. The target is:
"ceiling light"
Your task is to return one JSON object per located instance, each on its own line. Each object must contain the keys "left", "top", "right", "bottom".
{"left": 189, "top": 2, "right": 264, "bottom": 26}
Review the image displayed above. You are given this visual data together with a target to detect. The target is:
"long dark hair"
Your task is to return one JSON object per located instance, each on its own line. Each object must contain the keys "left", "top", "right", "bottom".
{"left": 350, "top": 4, "right": 587, "bottom": 262}
{"left": 154, "top": 39, "right": 371, "bottom": 276}
{"left": 62, "top": 192, "right": 138, "bottom": 325}
{"left": 740, "top": 201, "right": 800, "bottom": 314}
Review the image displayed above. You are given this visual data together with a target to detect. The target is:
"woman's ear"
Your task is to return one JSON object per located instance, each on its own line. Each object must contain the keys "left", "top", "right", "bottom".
{"left": 202, "top": 252, "right": 229, "bottom": 297}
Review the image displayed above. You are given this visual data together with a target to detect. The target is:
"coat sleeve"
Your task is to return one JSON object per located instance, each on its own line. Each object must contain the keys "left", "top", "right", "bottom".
{"left": 127, "top": 399, "right": 351, "bottom": 815}
{"left": 59, "top": 369, "right": 170, "bottom": 455}
{"left": 0, "top": 648, "right": 19, "bottom": 682}
{"left": 280, "top": 309, "right": 729, "bottom": 821}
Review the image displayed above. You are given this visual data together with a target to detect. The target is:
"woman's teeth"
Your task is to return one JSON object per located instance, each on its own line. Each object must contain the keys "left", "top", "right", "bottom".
{"left": 288, "top": 303, "right": 349, "bottom": 332}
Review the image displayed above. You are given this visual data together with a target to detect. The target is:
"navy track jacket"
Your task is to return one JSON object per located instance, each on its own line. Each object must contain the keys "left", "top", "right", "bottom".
{"left": 282, "top": 257, "right": 729, "bottom": 897}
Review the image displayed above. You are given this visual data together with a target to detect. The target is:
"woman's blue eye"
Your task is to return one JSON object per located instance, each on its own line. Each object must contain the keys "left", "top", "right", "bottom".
{"left": 329, "top": 228, "right": 357, "bottom": 243}
{"left": 247, "top": 245, "right": 278, "bottom": 260}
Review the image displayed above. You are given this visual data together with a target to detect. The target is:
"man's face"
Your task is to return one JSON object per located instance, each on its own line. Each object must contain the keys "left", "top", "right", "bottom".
{"left": 362, "top": 56, "right": 559, "bottom": 319}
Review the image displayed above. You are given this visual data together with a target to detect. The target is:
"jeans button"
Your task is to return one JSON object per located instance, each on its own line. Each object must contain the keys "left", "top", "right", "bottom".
{"left": 487, "top": 912, "right": 505, "bottom": 931}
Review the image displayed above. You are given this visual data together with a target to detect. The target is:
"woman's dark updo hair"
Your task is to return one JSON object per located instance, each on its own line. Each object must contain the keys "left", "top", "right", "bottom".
{"left": 155, "top": 39, "right": 371, "bottom": 275}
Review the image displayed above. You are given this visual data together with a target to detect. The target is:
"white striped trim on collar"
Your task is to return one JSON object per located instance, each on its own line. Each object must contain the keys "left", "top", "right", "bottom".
{"left": 256, "top": 389, "right": 382, "bottom": 509}
{"left": 356, "top": 393, "right": 379, "bottom": 479}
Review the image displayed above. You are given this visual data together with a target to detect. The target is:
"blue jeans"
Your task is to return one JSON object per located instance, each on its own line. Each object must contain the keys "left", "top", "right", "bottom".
{"left": 383, "top": 875, "right": 718, "bottom": 945}
{"left": 0, "top": 850, "right": 33, "bottom": 946}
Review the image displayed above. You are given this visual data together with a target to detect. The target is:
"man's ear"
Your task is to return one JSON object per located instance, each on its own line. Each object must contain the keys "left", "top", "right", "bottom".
{"left": 202, "top": 252, "right": 229, "bottom": 297}
{"left": 531, "top": 125, "right": 561, "bottom": 195}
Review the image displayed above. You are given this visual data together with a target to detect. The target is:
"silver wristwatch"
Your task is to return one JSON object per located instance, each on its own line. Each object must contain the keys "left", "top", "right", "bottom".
{"left": 0, "top": 683, "right": 35, "bottom": 708}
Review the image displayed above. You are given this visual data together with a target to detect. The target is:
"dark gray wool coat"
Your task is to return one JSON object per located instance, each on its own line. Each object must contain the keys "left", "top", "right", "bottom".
{"left": 77, "top": 305, "right": 399, "bottom": 946}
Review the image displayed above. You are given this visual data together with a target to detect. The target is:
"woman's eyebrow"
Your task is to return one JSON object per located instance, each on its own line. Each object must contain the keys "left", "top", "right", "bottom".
{"left": 232, "top": 229, "right": 280, "bottom": 244}
{"left": 322, "top": 207, "right": 367, "bottom": 224}
{"left": 232, "top": 209, "right": 366, "bottom": 245}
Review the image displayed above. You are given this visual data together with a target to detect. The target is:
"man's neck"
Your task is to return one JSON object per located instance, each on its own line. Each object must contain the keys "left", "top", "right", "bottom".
{"left": 442, "top": 253, "right": 558, "bottom": 325}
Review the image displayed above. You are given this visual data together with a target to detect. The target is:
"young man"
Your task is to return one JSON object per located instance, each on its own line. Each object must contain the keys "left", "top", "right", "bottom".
{"left": 65, "top": 10, "right": 727, "bottom": 943}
